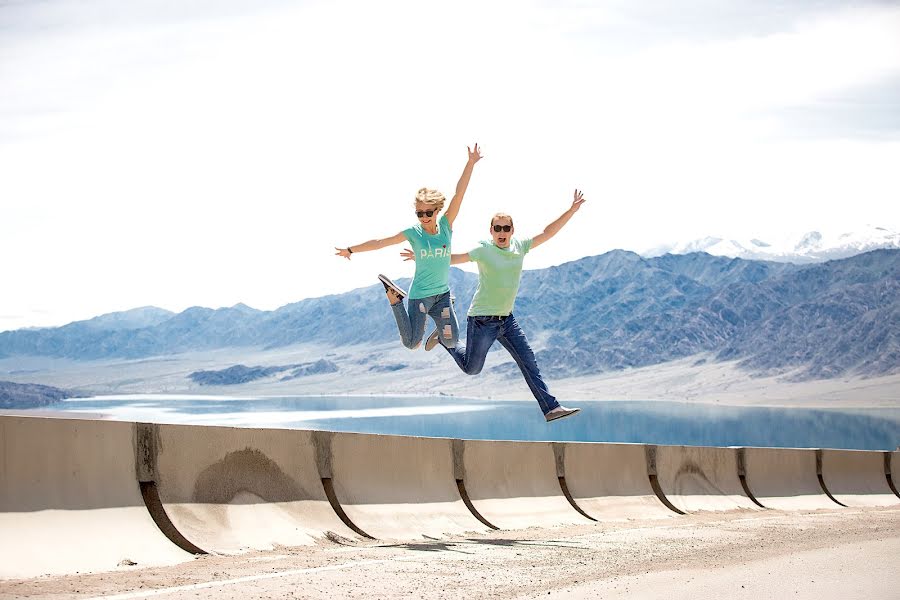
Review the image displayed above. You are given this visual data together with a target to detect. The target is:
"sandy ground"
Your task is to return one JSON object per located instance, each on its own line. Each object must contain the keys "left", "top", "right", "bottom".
{"left": 545, "top": 539, "right": 900, "bottom": 599}
{"left": 2, "top": 507, "right": 898, "bottom": 599}
{"left": 3, "top": 346, "right": 900, "bottom": 408}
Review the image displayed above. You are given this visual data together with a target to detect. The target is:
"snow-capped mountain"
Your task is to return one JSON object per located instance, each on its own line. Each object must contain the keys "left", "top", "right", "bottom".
{"left": 643, "top": 225, "right": 900, "bottom": 263}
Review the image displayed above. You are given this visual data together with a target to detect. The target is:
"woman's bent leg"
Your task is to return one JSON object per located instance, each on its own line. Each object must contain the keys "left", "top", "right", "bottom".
{"left": 391, "top": 299, "right": 427, "bottom": 350}
{"left": 428, "top": 292, "right": 460, "bottom": 349}
{"left": 400, "top": 296, "right": 433, "bottom": 349}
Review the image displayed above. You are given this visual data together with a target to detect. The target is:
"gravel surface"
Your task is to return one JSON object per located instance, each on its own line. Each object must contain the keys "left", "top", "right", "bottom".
{"left": 2, "top": 507, "right": 898, "bottom": 599}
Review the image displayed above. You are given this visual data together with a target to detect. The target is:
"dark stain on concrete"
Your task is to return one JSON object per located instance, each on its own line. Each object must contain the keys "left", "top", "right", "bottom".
{"left": 193, "top": 448, "right": 310, "bottom": 504}
{"left": 674, "top": 461, "right": 723, "bottom": 495}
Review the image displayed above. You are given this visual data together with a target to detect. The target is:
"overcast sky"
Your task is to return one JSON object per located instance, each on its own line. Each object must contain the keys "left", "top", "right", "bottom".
{"left": 2, "top": 0, "right": 899, "bottom": 332}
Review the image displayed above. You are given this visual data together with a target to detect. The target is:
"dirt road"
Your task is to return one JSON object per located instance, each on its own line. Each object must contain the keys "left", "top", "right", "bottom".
{"left": 2, "top": 508, "right": 897, "bottom": 600}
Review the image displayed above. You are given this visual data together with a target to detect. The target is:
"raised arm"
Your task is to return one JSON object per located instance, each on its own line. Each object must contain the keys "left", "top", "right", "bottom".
{"left": 335, "top": 232, "right": 407, "bottom": 260}
{"left": 531, "top": 189, "right": 587, "bottom": 250}
{"left": 443, "top": 143, "right": 483, "bottom": 228}
{"left": 400, "top": 247, "right": 470, "bottom": 265}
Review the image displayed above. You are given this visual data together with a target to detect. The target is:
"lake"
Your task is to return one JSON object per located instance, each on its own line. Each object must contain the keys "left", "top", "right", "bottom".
{"left": 21, "top": 394, "right": 900, "bottom": 450}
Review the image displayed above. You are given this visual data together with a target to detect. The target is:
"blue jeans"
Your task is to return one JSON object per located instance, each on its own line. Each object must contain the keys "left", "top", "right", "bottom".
{"left": 444, "top": 314, "right": 560, "bottom": 415}
{"left": 391, "top": 291, "right": 459, "bottom": 350}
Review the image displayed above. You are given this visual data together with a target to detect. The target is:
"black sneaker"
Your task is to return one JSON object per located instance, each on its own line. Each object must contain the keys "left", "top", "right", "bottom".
{"left": 377, "top": 274, "right": 408, "bottom": 300}
{"left": 545, "top": 406, "right": 581, "bottom": 422}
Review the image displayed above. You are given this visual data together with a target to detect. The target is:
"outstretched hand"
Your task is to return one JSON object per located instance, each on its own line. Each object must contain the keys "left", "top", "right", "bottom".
{"left": 468, "top": 143, "right": 483, "bottom": 165}
{"left": 400, "top": 247, "right": 415, "bottom": 262}
{"left": 570, "top": 189, "right": 586, "bottom": 213}
{"left": 335, "top": 247, "right": 351, "bottom": 260}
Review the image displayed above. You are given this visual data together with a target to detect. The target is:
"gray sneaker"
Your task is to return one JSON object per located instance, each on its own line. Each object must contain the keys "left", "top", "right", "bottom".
{"left": 424, "top": 328, "right": 440, "bottom": 351}
{"left": 377, "top": 274, "right": 407, "bottom": 300}
{"left": 545, "top": 406, "right": 581, "bottom": 422}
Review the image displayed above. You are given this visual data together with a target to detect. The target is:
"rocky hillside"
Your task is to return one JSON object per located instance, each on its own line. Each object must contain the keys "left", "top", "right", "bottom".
{"left": 1, "top": 249, "right": 897, "bottom": 382}
{"left": 0, "top": 381, "right": 84, "bottom": 409}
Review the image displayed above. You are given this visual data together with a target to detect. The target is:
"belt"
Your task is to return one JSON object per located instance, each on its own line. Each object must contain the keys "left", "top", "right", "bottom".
{"left": 473, "top": 315, "right": 510, "bottom": 321}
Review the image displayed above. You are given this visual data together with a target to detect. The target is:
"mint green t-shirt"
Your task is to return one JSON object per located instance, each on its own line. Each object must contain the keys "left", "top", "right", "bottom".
{"left": 467, "top": 237, "right": 533, "bottom": 316}
{"left": 403, "top": 214, "right": 452, "bottom": 298}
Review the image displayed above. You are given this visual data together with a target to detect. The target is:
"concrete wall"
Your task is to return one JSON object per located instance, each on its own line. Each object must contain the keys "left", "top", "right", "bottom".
{"left": 0, "top": 416, "right": 190, "bottom": 578}
{"left": 561, "top": 442, "right": 673, "bottom": 520}
{"left": 742, "top": 447, "right": 837, "bottom": 510}
{"left": 2, "top": 414, "right": 896, "bottom": 579}
{"left": 328, "top": 432, "right": 486, "bottom": 539}
{"left": 820, "top": 449, "right": 899, "bottom": 507}
{"left": 652, "top": 445, "right": 760, "bottom": 512}
{"left": 460, "top": 439, "right": 590, "bottom": 528}
{"left": 153, "top": 423, "right": 354, "bottom": 552}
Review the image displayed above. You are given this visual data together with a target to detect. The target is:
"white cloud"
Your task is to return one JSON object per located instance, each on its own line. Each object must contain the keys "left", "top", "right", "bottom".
{"left": 1, "top": 0, "right": 899, "bottom": 331}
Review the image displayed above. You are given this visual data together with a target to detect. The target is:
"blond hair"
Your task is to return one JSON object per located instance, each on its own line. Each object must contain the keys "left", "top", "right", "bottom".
{"left": 414, "top": 187, "right": 446, "bottom": 212}
{"left": 490, "top": 212, "right": 514, "bottom": 228}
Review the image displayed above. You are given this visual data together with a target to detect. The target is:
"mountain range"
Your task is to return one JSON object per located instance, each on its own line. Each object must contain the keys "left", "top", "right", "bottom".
{"left": 1, "top": 249, "right": 897, "bottom": 383}
{"left": 643, "top": 225, "right": 900, "bottom": 263}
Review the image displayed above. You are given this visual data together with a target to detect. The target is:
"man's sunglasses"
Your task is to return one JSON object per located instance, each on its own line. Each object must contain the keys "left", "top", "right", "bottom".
{"left": 492, "top": 225, "right": 512, "bottom": 232}
{"left": 416, "top": 210, "right": 435, "bottom": 218}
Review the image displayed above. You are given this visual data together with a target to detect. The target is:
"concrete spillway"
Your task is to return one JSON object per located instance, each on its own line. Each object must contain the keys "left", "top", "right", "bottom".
{"left": 1, "top": 415, "right": 895, "bottom": 579}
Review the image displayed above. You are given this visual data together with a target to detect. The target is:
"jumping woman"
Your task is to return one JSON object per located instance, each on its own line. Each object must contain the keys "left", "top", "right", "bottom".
{"left": 335, "top": 144, "right": 482, "bottom": 350}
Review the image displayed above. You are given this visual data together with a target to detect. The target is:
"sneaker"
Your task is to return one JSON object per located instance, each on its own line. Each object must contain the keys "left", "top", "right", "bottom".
{"left": 424, "top": 328, "right": 440, "bottom": 351}
{"left": 377, "top": 274, "right": 407, "bottom": 300}
{"left": 545, "top": 406, "right": 581, "bottom": 423}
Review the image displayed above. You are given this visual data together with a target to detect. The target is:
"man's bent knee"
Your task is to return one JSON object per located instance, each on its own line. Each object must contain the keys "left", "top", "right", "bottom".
{"left": 464, "top": 363, "right": 483, "bottom": 375}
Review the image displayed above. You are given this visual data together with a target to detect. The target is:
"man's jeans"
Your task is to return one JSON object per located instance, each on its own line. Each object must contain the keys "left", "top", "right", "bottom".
{"left": 444, "top": 313, "right": 560, "bottom": 415}
{"left": 391, "top": 291, "right": 459, "bottom": 350}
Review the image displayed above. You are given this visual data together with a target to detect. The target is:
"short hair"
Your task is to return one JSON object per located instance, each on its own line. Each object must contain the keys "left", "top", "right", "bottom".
{"left": 490, "top": 213, "right": 514, "bottom": 228}
{"left": 414, "top": 188, "right": 446, "bottom": 212}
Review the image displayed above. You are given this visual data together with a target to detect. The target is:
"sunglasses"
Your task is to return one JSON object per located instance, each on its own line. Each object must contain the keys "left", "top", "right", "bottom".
{"left": 492, "top": 225, "right": 512, "bottom": 232}
{"left": 416, "top": 210, "right": 435, "bottom": 218}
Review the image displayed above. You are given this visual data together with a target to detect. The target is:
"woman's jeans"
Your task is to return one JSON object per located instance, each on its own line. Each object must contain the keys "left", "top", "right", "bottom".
{"left": 444, "top": 313, "right": 560, "bottom": 415}
{"left": 391, "top": 291, "right": 459, "bottom": 350}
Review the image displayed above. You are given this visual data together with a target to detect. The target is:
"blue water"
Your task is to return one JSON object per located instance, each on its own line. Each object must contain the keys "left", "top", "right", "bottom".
{"left": 30, "top": 395, "right": 900, "bottom": 451}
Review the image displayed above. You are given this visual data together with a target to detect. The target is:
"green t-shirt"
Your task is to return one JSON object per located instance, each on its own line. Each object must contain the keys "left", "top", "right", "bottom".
{"left": 403, "top": 214, "right": 452, "bottom": 298}
{"left": 467, "top": 237, "right": 533, "bottom": 316}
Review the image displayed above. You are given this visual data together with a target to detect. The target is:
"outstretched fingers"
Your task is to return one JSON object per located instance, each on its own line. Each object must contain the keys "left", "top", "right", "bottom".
{"left": 572, "top": 189, "right": 586, "bottom": 211}
{"left": 468, "top": 143, "right": 483, "bottom": 163}
{"left": 335, "top": 247, "right": 351, "bottom": 260}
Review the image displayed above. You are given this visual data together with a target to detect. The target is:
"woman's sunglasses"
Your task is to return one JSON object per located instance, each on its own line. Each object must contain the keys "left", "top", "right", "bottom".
{"left": 492, "top": 225, "right": 512, "bottom": 232}
{"left": 416, "top": 210, "right": 435, "bottom": 218}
